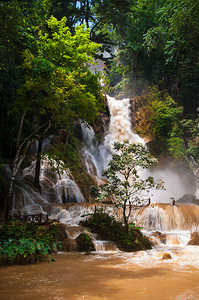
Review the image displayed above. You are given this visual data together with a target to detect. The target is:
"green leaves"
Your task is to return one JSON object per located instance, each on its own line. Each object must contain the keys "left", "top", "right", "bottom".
{"left": 19, "top": 16, "right": 102, "bottom": 127}
{"left": 97, "top": 140, "right": 164, "bottom": 229}
{"left": 134, "top": 87, "right": 185, "bottom": 157}
{"left": 0, "top": 222, "right": 59, "bottom": 265}
{"left": 82, "top": 210, "right": 152, "bottom": 251}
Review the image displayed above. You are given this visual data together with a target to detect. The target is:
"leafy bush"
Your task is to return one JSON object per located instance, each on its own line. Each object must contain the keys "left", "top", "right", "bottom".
{"left": 135, "top": 87, "right": 184, "bottom": 157}
{"left": 82, "top": 210, "right": 152, "bottom": 252}
{"left": 76, "top": 232, "right": 95, "bottom": 252}
{"left": 0, "top": 222, "right": 59, "bottom": 265}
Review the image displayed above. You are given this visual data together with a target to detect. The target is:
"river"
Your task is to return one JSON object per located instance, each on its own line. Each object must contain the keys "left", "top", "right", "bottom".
{"left": 1, "top": 248, "right": 199, "bottom": 300}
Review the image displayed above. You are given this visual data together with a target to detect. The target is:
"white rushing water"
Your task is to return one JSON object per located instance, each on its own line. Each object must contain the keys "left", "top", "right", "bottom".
{"left": 11, "top": 158, "right": 84, "bottom": 216}
{"left": 104, "top": 95, "right": 144, "bottom": 152}
{"left": 81, "top": 123, "right": 111, "bottom": 176}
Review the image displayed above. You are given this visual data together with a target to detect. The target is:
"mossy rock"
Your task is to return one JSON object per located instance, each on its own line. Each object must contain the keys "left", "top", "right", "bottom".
{"left": 76, "top": 232, "right": 95, "bottom": 252}
{"left": 54, "top": 223, "right": 68, "bottom": 241}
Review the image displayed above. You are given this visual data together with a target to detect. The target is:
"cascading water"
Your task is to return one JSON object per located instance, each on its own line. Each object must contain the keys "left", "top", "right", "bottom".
{"left": 3, "top": 98, "right": 199, "bottom": 300}
{"left": 104, "top": 95, "right": 144, "bottom": 152}
{"left": 11, "top": 158, "right": 84, "bottom": 216}
{"left": 53, "top": 95, "right": 198, "bottom": 229}
{"left": 133, "top": 203, "right": 199, "bottom": 232}
{"left": 81, "top": 123, "right": 111, "bottom": 176}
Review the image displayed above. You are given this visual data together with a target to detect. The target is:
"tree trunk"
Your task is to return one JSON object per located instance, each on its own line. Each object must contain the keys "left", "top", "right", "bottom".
{"left": 65, "top": 129, "right": 70, "bottom": 145}
{"left": 5, "top": 140, "right": 30, "bottom": 223}
{"left": 34, "top": 139, "right": 43, "bottom": 193}
{"left": 5, "top": 183, "right": 14, "bottom": 223}
{"left": 123, "top": 200, "right": 129, "bottom": 233}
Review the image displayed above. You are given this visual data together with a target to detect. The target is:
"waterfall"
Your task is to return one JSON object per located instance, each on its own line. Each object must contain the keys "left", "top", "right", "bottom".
{"left": 12, "top": 159, "right": 84, "bottom": 215}
{"left": 81, "top": 123, "right": 111, "bottom": 177}
{"left": 81, "top": 94, "right": 197, "bottom": 203}
{"left": 10, "top": 93, "right": 198, "bottom": 239}
{"left": 104, "top": 95, "right": 144, "bottom": 152}
{"left": 133, "top": 203, "right": 199, "bottom": 231}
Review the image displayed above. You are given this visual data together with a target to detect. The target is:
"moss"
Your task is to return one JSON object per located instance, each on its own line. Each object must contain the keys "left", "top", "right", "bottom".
{"left": 76, "top": 232, "right": 95, "bottom": 252}
{"left": 82, "top": 211, "right": 152, "bottom": 252}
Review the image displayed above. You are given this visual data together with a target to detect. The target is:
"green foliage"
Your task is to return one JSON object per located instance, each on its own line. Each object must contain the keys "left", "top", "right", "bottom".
{"left": 0, "top": 1, "right": 36, "bottom": 159}
{"left": 144, "top": 0, "right": 199, "bottom": 113}
{"left": 76, "top": 232, "right": 95, "bottom": 252}
{"left": 135, "top": 87, "right": 185, "bottom": 157}
{"left": 104, "top": 0, "right": 199, "bottom": 116}
{"left": 18, "top": 16, "right": 102, "bottom": 126}
{"left": 0, "top": 221, "right": 59, "bottom": 265}
{"left": 82, "top": 209, "right": 152, "bottom": 252}
{"left": 0, "top": 238, "right": 51, "bottom": 264}
{"left": 96, "top": 140, "right": 164, "bottom": 229}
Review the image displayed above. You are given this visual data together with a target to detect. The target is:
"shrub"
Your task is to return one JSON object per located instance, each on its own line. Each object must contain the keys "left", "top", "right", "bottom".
{"left": 76, "top": 232, "right": 95, "bottom": 252}
{"left": 0, "top": 221, "right": 59, "bottom": 265}
{"left": 82, "top": 210, "right": 152, "bottom": 252}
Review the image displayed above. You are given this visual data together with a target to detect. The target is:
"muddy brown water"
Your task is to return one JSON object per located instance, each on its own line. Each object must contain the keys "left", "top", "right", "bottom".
{"left": 0, "top": 252, "right": 199, "bottom": 300}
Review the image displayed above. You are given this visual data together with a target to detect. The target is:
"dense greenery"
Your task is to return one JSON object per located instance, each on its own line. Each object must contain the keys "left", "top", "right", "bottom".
{"left": 76, "top": 232, "right": 95, "bottom": 252}
{"left": 102, "top": 0, "right": 199, "bottom": 161}
{"left": 82, "top": 209, "right": 152, "bottom": 251}
{"left": 106, "top": 0, "right": 199, "bottom": 112}
{"left": 134, "top": 87, "right": 199, "bottom": 159}
{"left": 1, "top": 0, "right": 198, "bottom": 163}
{"left": 95, "top": 141, "right": 164, "bottom": 230}
{"left": 0, "top": 221, "right": 60, "bottom": 265}
{"left": 0, "top": 0, "right": 198, "bottom": 216}
{"left": 0, "top": 1, "right": 103, "bottom": 213}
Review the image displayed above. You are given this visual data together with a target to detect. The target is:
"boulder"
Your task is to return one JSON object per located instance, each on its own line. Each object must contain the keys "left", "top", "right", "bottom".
{"left": 152, "top": 231, "right": 167, "bottom": 244}
{"left": 194, "top": 199, "right": 199, "bottom": 206}
{"left": 55, "top": 223, "right": 68, "bottom": 241}
{"left": 76, "top": 232, "right": 95, "bottom": 252}
{"left": 187, "top": 232, "right": 199, "bottom": 245}
{"left": 162, "top": 253, "right": 172, "bottom": 260}
{"left": 61, "top": 238, "right": 79, "bottom": 251}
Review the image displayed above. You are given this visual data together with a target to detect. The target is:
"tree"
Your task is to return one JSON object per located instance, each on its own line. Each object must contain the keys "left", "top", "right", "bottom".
{"left": 143, "top": 0, "right": 199, "bottom": 113}
{"left": 5, "top": 16, "right": 102, "bottom": 221}
{"left": 134, "top": 87, "right": 185, "bottom": 157}
{"left": 97, "top": 140, "right": 164, "bottom": 231}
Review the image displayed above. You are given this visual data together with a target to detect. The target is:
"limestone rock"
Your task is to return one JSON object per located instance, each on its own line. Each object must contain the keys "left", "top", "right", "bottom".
{"left": 152, "top": 231, "right": 167, "bottom": 244}
{"left": 176, "top": 194, "right": 196, "bottom": 204}
{"left": 61, "top": 238, "right": 79, "bottom": 251}
{"left": 55, "top": 223, "right": 68, "bottom": 241}
{"left": 187, "top": 232, "right": 199, "bottom": 245}
{"left": 162, "top": 253, "right": 172, "bottom": 260}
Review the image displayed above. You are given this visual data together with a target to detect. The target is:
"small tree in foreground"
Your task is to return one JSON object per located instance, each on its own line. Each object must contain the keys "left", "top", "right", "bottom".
{"left": 97, "top": 140, "right": 164, "bottom": 231}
